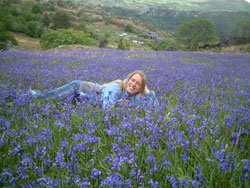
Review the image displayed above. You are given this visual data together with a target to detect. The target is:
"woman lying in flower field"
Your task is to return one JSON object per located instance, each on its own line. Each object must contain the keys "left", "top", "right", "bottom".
{"left": 21, "top": 70, "right": 159, "bottom": 108}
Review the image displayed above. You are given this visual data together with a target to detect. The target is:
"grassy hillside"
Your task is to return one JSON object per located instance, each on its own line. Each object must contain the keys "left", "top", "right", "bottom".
{"left": 2, "top": 0, "right": 250, "bottom": 52}
{"left": 75, "top": 0, "right": 250, "bottom": 37}
{"left": 101, "top": 5, "right": 250, "bottom": 37}
{"left": 0, "top": 0, "right": 170, "bottom": 51}
{"left": 80, "top": 0, "right": 250, "bottom": 12}
{"left": 11, "top": 32, "right": 41, "bottom": 51}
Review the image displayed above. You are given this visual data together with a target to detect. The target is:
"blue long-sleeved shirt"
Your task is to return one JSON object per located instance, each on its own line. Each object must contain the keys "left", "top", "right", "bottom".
{"left": 80, "top": 82, "right": 159, "bottom": 108}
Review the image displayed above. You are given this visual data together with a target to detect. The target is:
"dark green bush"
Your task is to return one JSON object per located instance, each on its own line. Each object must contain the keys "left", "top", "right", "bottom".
{"left": 24, "top": 12, "right": 34, "bottom": 21}
{"left": 27, "top": 21, "right": 43, "bottom": 38}
{"left": 244, "top": 45, "right": 250, "bottom": 53}
{"left": 40, "top": 29, "right": 96, "bottom": 50}
{"left": 152, "top": 38, "right": 179, "bottom": 51}
{"left": 105, "top": 33, "right": 111, "bottom": 38}
{"left": 0, "top": 3, "right": 42, "bottom": 38}
{"left": 0, "top": 22, "right": 7, "bottom": 32}
{"left": 99, "top": 38, "right": 109, "bottom": 48}
{"left": 0, "top": 31, "right": 18, "bottom": 50}
{"left": 117, "top": 39, "right": 130, "bottom": 50}
{"left": 48, "top": 4, "right": 55, "bottom": 11}
{"left": 32, "top": 4, "right": 43, "bottom": 14}
{"left": 124, "top": 24, "right": 134, "bottom": 33}
{"left": 52, "top": 11, "right": 72, "bottom": 29}
{"left": 92, "top": 33, "right": 100, "bottom": 40}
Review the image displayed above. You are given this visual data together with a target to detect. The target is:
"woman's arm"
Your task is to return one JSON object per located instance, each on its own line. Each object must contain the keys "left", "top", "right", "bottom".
{"left": 144, "top": 85, "right": 150, "bottom": 94}
{"left": 101, "top": 83, "right": 122, "bottom": 108}
{"left": 131, "top": 87, "right": 159, "bottom": 107}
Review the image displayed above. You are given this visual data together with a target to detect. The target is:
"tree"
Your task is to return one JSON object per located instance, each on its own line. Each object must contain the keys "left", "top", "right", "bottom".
{"left": 230, "top": 18, "right": 250, "bottom": 44}
{"left": 117, "top": 39, "right": 130, "bottom": 50}
{"left": 27, "top": 21, "right": 42, "bottom": 38}
{"left": 124, "top": 24, "right": 134, "bottom": 33}
{"left": 177, "top": 18, "right": 217, "bottom": 50}
{"left": 99, "top": 38, "right": 108, "bottom": 48}
{"left": 42, "top": 13, "right": 51, "bottom": 29}
{"left": 0, "top": 30, "right": 18, "bottom": 50}
{"left": 32, "top": 4, "right": 43, "bottom": 14}
{"left": 52, "top": 11, "right": 71, "bottom": 29}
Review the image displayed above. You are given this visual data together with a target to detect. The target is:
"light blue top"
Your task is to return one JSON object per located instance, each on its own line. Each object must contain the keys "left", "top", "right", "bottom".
{"left": 82, "top": 82, "right": 159, "bottom": 108}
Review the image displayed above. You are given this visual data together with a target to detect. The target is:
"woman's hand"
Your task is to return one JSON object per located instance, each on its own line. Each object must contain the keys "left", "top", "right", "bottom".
{"left": 144, "top": 85, "right": 150, "bottom": 94}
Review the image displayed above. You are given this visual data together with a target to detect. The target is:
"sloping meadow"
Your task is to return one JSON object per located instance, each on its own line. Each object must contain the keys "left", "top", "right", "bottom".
{"left": 0, "top": 50, "right": 249, "bottom": 187}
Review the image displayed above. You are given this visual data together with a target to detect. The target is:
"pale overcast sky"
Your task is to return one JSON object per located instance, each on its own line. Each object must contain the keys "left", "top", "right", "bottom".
{"left": 244, "top": 0, "right": 250, "bottom": 3}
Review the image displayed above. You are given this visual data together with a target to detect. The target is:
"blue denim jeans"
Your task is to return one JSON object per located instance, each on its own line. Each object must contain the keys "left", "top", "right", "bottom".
{"left": 30, "top": 80, "right": 102, "bottom": 100}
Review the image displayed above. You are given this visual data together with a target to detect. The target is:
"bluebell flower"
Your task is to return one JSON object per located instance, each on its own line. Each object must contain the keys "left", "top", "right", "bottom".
{"left": 68, "top": 148, "right": 80, "bottom": 175}
{"left": 241, "top": 159, "right": 250, "bottom": 179}
{"left": 220, "top": 161, "right": 229, "bottom": 172}
{"left": 224, "top": 115, "right": 233, "bottom": 128}
{"left": 60, "top": 138, "right": 68, "bottom": 150}
{"left": 160, "top": 157, "right": 171, "bottom": 169}
{"left": 145, "top": 155, "right": 156, "bottom": 164}
{"left": 230, "top": 161, "right": 237, "bottom": 172}
{"left": 166, "top": 175, "right": 179, "bottom": 188}
{"left": 171, "top": 117, "right": 179, "bottom": 124}
{"left": 111, "top": 157, "right": 122, "bottom": 171}
{"left": 76, "top": 177, "right": 90, "bottom": 187}
{"left": 241, "top": 174, "right": 249, "bottom": 180}
{"left": 19, "top": 153, "right": 35, "bottom": 168}
{"left": 232, "top": 132, "right": 239, "bottom": 146}
{"left": 101, "top": 173, "right": 124, "bottom": 187}
{"left": 195, "top": 164, "right": 207, "bottom": 183}
{"left": 53, "top": 150, "right": 66, "bottom": 169}
{"left": 35, "top": 167, "right": 43, "bottom": 177}
{"left": 181, "top": 152, "right": 190, "bottom": 164}
{"left": 89, "top": 159, "right": 95, "bottom": 167}
{"left": 190, "top": 180, "right": 201, "bottom": 187}
{"left": 148, "top": 178, "right": 159, "bottom": 188}
{"left": 8, "top": 144, "right": 21, "bottom": 156}
{"left": 124, "top": 179, "right": 133, "bottom": 188}
{"left": 214, "top": 149, "right": 225, "bottom": 160}
{"left": 91, "top": 168, "right": 101, "bottom": 179}
{"left": 0, "top": 168, "right": 14, "bottom": 184}
{"left": 103, "top": 156, "right": 112, "bottom": 163}
{"left": 180, "top": 179, "right": 188, "bottom": 188}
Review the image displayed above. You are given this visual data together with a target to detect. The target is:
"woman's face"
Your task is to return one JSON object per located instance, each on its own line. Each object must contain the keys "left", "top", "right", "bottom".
{"left": 126, "top": 73, "right": 143, "bottom": 95}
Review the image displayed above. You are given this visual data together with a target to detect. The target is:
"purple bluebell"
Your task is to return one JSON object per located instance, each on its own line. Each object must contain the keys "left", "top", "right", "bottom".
{"left": 53, "top": 150, "right": 66, "bottom": 170}
{"left": 101, "top": 173, "right": 124, "bottom": 187}
{"left": 91, "top": 168, "right": 101, "bottom": 179}
{"left": 166, "top": 176, "right": 179, "bottom": 188}
{"left": 180, "top": 179, "right": 188, "bottom": 188}
{"left": 195, "top": 165, "right": 208, "bottom": 184}
{"left": 224, "top": 115, "right": 233, "bottom": 128}
{"left": 148, "top": 178, "right": 159, "bottom": 188}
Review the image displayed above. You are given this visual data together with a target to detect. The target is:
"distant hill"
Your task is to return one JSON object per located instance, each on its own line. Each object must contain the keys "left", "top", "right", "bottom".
{"left": 74, "top": 0, "right": 250, "bottom": 37}
{"left": 102, "top": 6, "right": 250, "bottom": 36}
{"left": 76, "top": 0, "right": 250, "bottom": 12}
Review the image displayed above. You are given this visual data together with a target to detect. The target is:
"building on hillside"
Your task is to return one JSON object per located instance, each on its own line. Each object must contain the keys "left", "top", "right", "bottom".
{"left": 146, "top": 31, "right": 165, "bottom": 42}
{"left": 147, "top": 31, "right": 158, "bottom": 40}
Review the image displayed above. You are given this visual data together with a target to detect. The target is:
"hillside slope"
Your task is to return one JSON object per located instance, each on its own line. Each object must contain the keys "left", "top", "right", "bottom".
{"left": 97, "top": 2, "right": 250, "bottom": 36}
{"left": 78, "top": 0, "right": 250, "bottom": 12}
{"left": 1, "top": 0, "right": 170, "bottom": 51}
